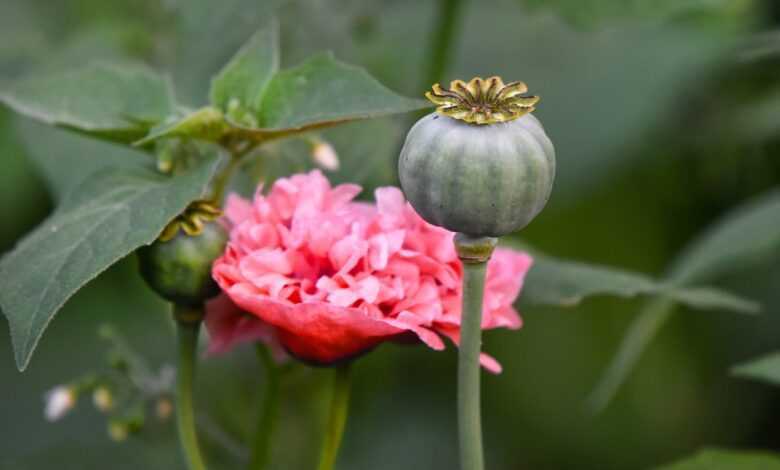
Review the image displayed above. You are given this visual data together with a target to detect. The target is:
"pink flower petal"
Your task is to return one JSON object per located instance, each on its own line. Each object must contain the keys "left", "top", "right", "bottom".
{"left": 208, "top": 170, "right": 533, "bottom": 368}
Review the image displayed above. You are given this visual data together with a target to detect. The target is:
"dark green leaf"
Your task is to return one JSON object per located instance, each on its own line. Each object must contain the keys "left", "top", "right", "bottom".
{"left": 0, "top": 62, "right": 175, "bottom": 144}
{"left": 732, "top": 351, "right": 780, "bottom": 387}
{"left": 669, "top": 189, "right": 780, "bottom": 282}
{"left": 523, "top": 255, "right": 665, "bottom": 307}
{"left": 209, "top": 20, "right": 279, "bottom": 113}
{"left": 0, "top": 154, "right": 219, "bottom": 370}
{"left": 589, "top": 189, "right": 780, "bottom": 411}
{"left": 517, "top": 250, "right": 757, "bottom": 314}
{"left": 655, "top": 448, "right": 780, "bottom": 470}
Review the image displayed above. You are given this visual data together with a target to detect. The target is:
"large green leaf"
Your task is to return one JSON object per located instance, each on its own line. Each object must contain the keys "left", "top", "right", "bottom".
{"left": 523, "top": 255, "right": 756, "bottom": 313}
{"left": 16, "top": 119, "right": 149, "bottom": 201}
{"left": 669, "top": 189, "right": 780, "bottom": 281}
{"left": 138, "top": 25, "right": 427, "bottom": 145}
{"left": 589, "top": 189, "right": 780, "bottom": 410}
{"left": 732, "top": 351, "right": 780, "bottom": 387}
{"left": 209, "top": 20, "right": 279, "bottom": 113}
{"left": 0, "top": 154, "right": 219, "bottom": 371}
{"left": 0, "top": 62, "right": 175, "bottom": 144}
{"left": 655, "top": 448, "right": 780, "bottom": 470}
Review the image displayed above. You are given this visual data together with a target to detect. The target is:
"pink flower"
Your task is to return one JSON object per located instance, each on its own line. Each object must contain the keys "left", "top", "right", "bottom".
{"left": 207, "top": 170, "right": 532, "bottom": 373}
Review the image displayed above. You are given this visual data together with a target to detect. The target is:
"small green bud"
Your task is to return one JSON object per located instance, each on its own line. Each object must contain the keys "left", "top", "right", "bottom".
{"left": 138, "top": 218, "right": 227, "bottom": 306}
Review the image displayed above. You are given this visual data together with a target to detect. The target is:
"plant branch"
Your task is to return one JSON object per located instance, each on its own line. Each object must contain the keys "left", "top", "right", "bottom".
{"left": 423, "top": 0, "right": 465, "bottom": 89}
{"left": 454, "top": 234, "right": 496, "bottom": 470}
{"left": 175, "top": 305, "right": 208, "bottom": 470}
{"left": 248, "top": 345, "right": 282, "bottom": 470}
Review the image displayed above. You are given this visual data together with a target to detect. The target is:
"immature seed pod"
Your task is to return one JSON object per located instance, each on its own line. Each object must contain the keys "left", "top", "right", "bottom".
{"left": 399, "top": 77, "right": 555, "bottom": 237}
{"left": 138, "top": 201, "right": 227, "bottom": 306}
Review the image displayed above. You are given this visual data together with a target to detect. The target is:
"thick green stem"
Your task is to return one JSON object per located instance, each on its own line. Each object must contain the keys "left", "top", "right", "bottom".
{"left": 455, "top": 234, "right": 496, "bottom": 470}
{"left": 175, "top": 305, "right": 208, "bottom": 470}
{"left": 316, "top": 366, "right": 352, "bottom": 470}
{"left": 248, "top": 345, "right": 281, "bottom": 470}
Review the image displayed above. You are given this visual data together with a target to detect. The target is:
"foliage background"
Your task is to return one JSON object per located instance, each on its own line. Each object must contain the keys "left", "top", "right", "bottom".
{"left": 1, "top": 0, "right": 780, "bottom": 468}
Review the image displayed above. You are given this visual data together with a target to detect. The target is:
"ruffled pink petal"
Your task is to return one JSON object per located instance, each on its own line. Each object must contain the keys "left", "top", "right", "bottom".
{"left": 208, "top": 170, "right": 533, "bottom": 368}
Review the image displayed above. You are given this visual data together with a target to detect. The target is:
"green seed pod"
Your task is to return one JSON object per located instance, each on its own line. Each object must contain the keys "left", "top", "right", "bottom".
{"left": 138, "top": 203, "right": 227, "bottom": 306}
{"left": 399, "top": 77, "right": 555, "bottom": 237}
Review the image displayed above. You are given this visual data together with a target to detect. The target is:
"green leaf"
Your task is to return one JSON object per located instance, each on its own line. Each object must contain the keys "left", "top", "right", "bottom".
{"left": 732, "top": 351, "right": 780, "bottom": 387}
{"left": 589, "top": 189, "right": 780, "bottom": 411}
{"left": 209, "top": 20, "right": 279, "bottom": 113}
{"left": 669, "top": 189, "right": 780, "bottom": 282}
{"left": 0, "top": 154, "right": 219, "bottom": 371}
{"left": 16, "top": 119, "right": 149, "bottom": 201}
{"left": 140, "top": 26, "right": 427, "bottom": 146}
{"left": 252, "top": 52, "right": 427, "bottom": 133}
{"left": 655, "top": 448, "right": 780, "bottom": 470}
{"left": 522, "top": 254, "right": 757, "bottom": 313}
{"left": 0, "top": 62, "right": 175, "bottom": 144}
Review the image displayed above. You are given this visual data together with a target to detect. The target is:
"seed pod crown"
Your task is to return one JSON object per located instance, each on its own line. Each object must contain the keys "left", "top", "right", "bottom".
{"left": 425, "top": 76, "right": 539, "bottom": 125}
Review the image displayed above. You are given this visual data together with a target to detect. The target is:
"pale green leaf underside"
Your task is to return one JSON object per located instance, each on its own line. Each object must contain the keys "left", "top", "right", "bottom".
{"left": 0, "top": 62, "right": 175, "bottom": 144}
{"left": 209, "top": 20, "right": 279, "bottom": 112}
{"left": 522, "top": 254, "right": 757, "bottom": 314}
{"left": 655, "top": 448, "right": 780, "bottom": 470}
{"left": 590, "top": 189, "right": 780, "bottom": 410}
{"left": 0, "top": 155, "right": 219, "bottom": 370}
{"left": 133, "top": 106, "right": 227, "bottom": 146}
{"left": 732, "top": 351, "right": 780, "bottom": 387}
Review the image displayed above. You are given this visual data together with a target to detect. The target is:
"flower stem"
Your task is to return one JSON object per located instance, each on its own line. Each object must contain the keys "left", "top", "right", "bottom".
{"left": 316, "top": 366, "right": 352, "bottom": 470}
{"left": 174, "top": 305, "right": 208, "bottom": 470}
{"left": 454, "top": 234, "right": 496, "bottom": 470}
{"left": 424, "top": 0, "right": 465, "bottom": 88}
{"left": 248, "top": 345, "right": 281, "bottom": 470}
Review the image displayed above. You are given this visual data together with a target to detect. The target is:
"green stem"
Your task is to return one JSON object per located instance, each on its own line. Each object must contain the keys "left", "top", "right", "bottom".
{"left": 424, "top": 0, "right": 465, "bottom": 88}
{"left": 454, "top": 234, "right": 496, "bottom": 470}
{"left": 248, "top": 345, "right": 282, "bottom": 470}
{"left": 316, "top": 366, "right": 352, "bottom": 470}
{"left": 212, "top": 154, "right": 243, "bottom": 203}
{"left": 175, "top": 305, "right": 208, "bottom": 470}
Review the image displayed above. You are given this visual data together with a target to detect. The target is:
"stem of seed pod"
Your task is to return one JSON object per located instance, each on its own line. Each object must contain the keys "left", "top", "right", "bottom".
{"left": 174, "top": 304, "right": 208, "bottom": 470}
{"left": 454, "top": 234, "right": 497, "bottom": 470}
{"left": 248, "top": 345, "right": 282, "bottom": 470}
{"left": 317, "top": 365, "right": 352, "bottom": 470}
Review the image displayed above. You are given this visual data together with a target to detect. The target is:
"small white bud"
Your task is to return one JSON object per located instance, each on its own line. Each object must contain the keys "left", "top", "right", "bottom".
{"left": 311, "top": 141, "right": 340, "bottom": 171}
{"left": 44, "top": 385, "right": 76, "bottom": 422}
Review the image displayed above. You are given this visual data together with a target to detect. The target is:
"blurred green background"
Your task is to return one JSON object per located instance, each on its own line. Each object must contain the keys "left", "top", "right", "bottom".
{"left": 2, "top": 0, "right": 780, "bottom": 469}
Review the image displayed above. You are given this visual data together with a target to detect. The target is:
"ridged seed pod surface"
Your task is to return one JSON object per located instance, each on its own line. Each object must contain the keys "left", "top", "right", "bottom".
{"left": 399, "top": 112, "right": 555, "bottom": 237}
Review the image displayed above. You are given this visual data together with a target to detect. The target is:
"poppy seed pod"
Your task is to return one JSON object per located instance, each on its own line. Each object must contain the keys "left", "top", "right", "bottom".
{"left": 399, "top": 77, "right": 555, "bottom": 237}
{"left": 138, "top": 202, "right": 227, "bottom": 306}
